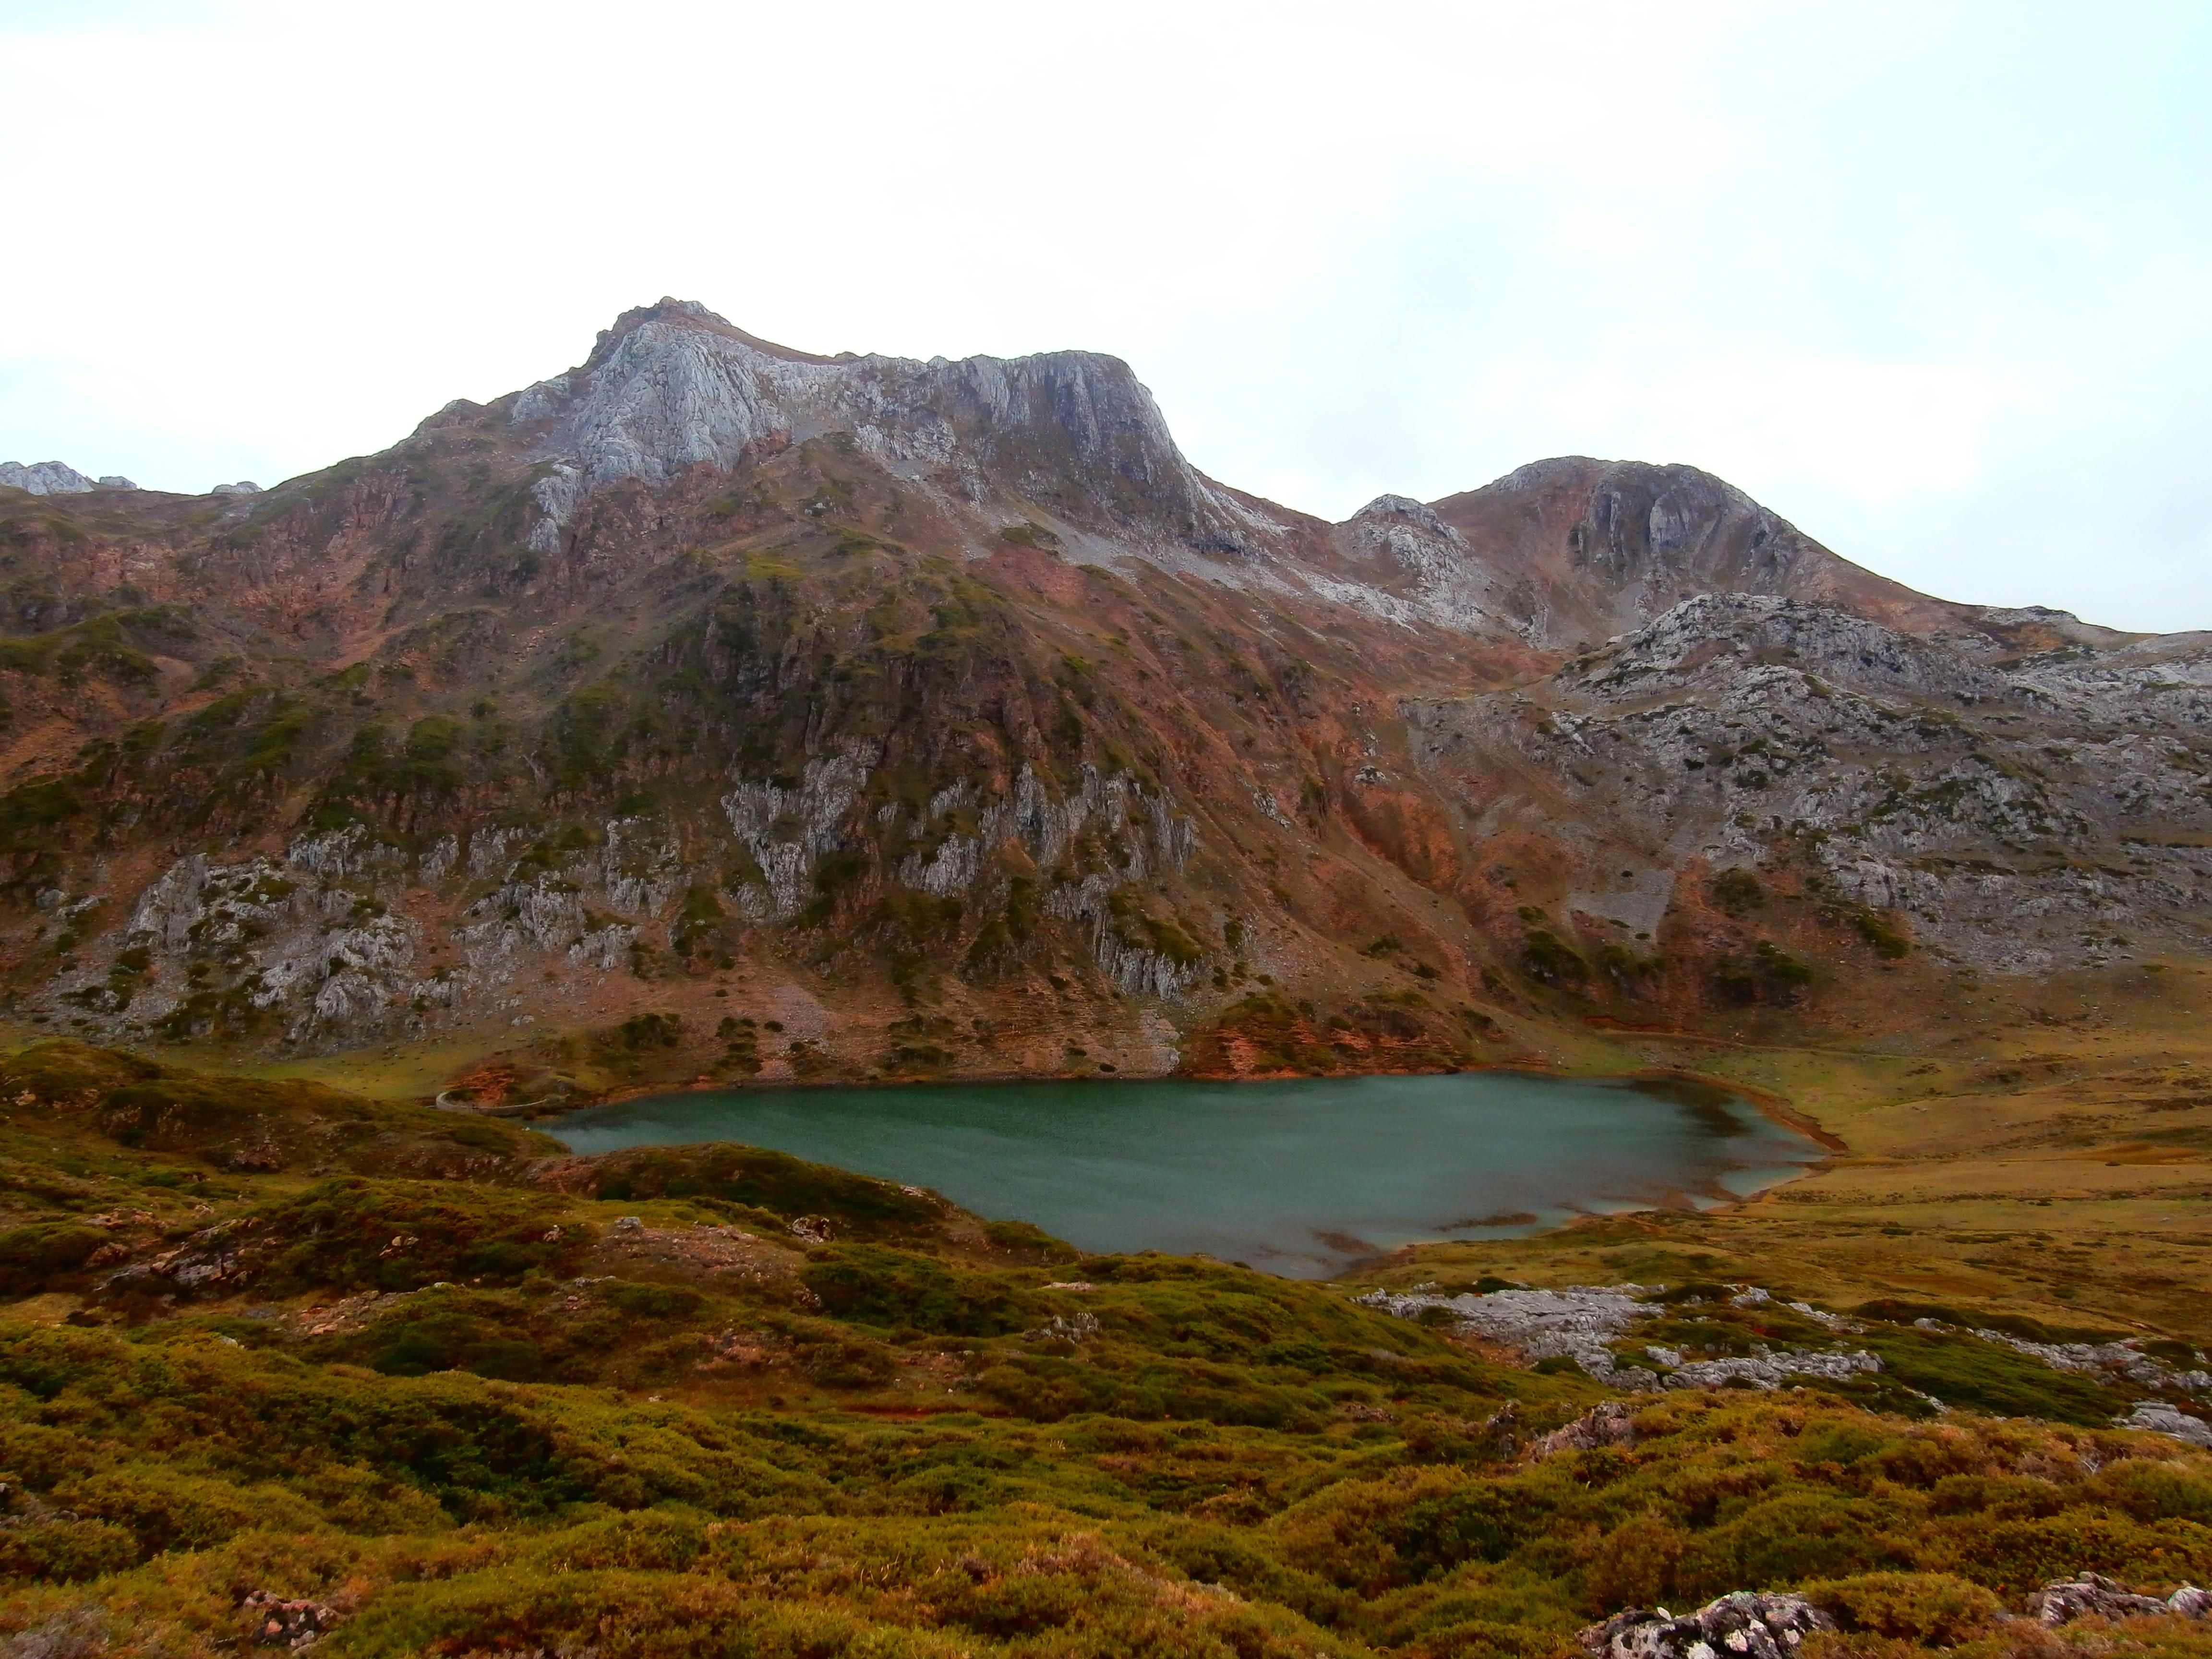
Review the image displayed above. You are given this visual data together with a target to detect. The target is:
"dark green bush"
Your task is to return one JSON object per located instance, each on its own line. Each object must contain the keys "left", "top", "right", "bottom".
{"left": 802, "top": 1245, "right": 1037, "bottom": 1336}
{"left": 250, "top": 1178, "right": 592, "bottom": 1294}
{"left": 0, "top": 1223, "right": 108, "bottom": 1294}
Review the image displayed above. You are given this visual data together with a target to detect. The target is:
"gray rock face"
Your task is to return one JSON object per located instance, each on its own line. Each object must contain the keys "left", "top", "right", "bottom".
{"left": 1654, "top": 1347, "right": 1883, "bottom": 1389}
{"left": 1408, "top": 590, "right": 2212, "bottom": 971}
{"left": 2027, "top": 1573, "right": 2208, "bottom": 1626}
{"left": 2116, "top": 1401, "right": 2212, "bottom": 1448}
{"left": 1363, "top": 1283, "right": 1885, "bottom": 1390}
{"left": 73, "top": 814, "right": 695, "bottom": 1049}
{"left": 1336, "top": 493, "right": 1515, "bottom": 634}
{"left": 1580, "top": 1591, "right": 1835, "bottom": 1659}
{"left": 520, "top": 298, "right": 1278, "bottom": 558}
{"left": 1566, "top": 464, "right": 1812, "bottom": 593}
{"left": 1359, "top": 1283, "right": 1657, "bottom": 1377}
{"left": 1419, "top": 456, "right": 1960, "bottom": 652}
{"left": 210, "top": 480, "right": 262, "bottom": 495}
{"left": 0, "top": 460, "right": 102, "bottom": 494}
{"left": 1973, "top": 1328, "right": 2210, "bottom": 1393}
{"left": 42, "top": 741, "right": 1200, "bottom": 1050}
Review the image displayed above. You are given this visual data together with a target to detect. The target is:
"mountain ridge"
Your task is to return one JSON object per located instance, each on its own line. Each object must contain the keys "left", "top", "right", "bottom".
{"left": 0, "top": 298, "right": 2202, "bottom": 1095}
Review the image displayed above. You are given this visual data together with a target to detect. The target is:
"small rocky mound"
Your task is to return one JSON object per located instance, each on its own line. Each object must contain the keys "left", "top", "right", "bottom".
{"left": 241, "top": 1590, "right": 341, "bottom": 1650}
{"left": 2029, "top": 1574, "right": 2210, "bottom": 1626}
{"left": 0, "top": 459, "right": 136, "bottom": 493}
{"left": 1360, "top": 1283, "right": 1881, "bottom": 1390}
{"left": 1530, "top": 1397, "right": 1637, "bottom": 1458}
{"left": 1358, "top": 1283, "right": 1656, "bottom": 1377}
{"left": 1580, "top": 1591, "right": 1833, "bottom": 1659}
{"left": 2113, "top": 1401, "right": 2212, "bottom": 1448}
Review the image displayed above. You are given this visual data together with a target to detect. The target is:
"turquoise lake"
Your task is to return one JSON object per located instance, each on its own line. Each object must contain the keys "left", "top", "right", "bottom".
{"left": 546, "top": 1071, "right": 1824, "bottom": 1278}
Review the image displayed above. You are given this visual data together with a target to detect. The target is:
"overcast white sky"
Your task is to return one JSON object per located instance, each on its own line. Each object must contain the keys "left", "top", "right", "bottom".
{"left": 2, "top": 0, "right": 2208, "bottom": 630}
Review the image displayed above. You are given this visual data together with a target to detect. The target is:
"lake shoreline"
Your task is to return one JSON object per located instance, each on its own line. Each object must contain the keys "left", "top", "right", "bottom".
{"left": 544, "top": 1068, "right": 1829, "bottom": 1280}
{"left": 539, "top": 1057, "right": 1847, "bottom": 1188}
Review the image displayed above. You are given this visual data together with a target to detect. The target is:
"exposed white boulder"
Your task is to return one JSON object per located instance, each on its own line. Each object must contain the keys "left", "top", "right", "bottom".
{"left": 2029, "top": 1573, "right": 2208, "bottom": 1625}
{"left": 2115, "top": 1401, "right": 2212, "bottom": 1448}
{"left": 1581, "top": 1591, "right": 1834, "bottom": 1659}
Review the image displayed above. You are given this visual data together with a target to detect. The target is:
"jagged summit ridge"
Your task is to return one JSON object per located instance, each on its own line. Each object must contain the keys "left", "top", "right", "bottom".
{"left": 446, "top": 299, "right": 1994, "bottom": 652}
{"left": 0, "top": 460, "right": 138, "bottom": 495}
{"left": 508, "top": 298, "right": 1279, "bottom": 558}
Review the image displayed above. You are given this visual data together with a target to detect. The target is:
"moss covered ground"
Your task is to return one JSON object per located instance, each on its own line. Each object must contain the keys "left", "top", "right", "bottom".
{"left": 4, "top": 1040, "right": 2212, "bottom": 1658}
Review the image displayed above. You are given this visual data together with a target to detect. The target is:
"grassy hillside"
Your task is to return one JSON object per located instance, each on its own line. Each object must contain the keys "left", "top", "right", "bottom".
{"left": 4, "top": 1042, "right": 2212, "bottom": 1658}
{"left": 1372, "top": 960, "right": 2212, "bottom": 1348}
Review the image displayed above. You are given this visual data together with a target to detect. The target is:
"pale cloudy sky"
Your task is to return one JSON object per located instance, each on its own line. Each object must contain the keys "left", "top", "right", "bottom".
{"left": 1, "top": 0, "right": 2207, "bottom": 629}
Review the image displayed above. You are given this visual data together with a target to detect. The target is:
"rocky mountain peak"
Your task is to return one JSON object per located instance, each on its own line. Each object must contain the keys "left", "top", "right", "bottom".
{"left": 582, "top": 297, "right": 857, "bottom": 373}
{"left": 0, "top": 460, "right": 138, "bottom": 495}
{"left": 1324, "top": 492, "right": 1516, "bottom": 634}
{"left": 1428, "top": 457, "right": 1969, "bottom": 647}
{"left": 508, "top": 299, "right": 1280, "bottom": 559}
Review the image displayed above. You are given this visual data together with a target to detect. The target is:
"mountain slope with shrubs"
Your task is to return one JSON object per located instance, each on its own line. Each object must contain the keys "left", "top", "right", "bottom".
{"left": 3, "top": 300, "right": 2212, "bottom": 1092}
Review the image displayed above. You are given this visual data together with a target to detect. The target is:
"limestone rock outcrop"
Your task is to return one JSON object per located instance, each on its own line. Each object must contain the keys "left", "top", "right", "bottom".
{"left": 1579, "top": 1592, "right": 1834, "bottom": 1659}
{"left": 513, "top": 297, "right": 1283, "bottom": 560}
{"left": 0, "top": 460, "right": 137, "bottom": 494}
{"left": 2028, "top": 1574, "right": 2211, "bottom": 1626}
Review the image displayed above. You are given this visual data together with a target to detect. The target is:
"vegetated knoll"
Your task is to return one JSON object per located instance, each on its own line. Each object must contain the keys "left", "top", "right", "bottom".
{"left": 5, "top": 298, "right": 2211, "bottom": 1091}
{"left": 8, "top": 1042, "right": 2212, "bottom": 1657}
{"left": 0, "top": 1038, "right": 554, "bottom": 1178}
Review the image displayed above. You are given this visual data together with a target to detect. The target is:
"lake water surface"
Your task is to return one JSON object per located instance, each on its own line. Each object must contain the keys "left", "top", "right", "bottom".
{"left": 546, "top": 1072, "right": 1823, "bottom": 1277}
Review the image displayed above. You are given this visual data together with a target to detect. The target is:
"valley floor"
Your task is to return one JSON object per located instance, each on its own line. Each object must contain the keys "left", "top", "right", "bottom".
{"left": 1374, "top": 960, "right": 2212, "bottom": 1345}
{"left": 4, "top": 965, "right": 2212, "bottom": 1659}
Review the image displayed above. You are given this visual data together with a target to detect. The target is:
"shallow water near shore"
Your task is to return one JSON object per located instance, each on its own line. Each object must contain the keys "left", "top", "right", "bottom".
{"left": 546, "top": 1071, "right": 1823, "bottom": 1277}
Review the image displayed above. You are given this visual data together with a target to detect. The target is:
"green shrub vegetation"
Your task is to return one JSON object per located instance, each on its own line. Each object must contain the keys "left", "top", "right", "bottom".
{"left": 4, "top": 1042, "right": 2212, "bottom": 1658}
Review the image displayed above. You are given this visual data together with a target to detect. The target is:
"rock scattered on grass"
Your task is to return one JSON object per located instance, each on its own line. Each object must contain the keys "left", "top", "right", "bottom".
{"left": 1362, "top": 1284, "right": 1879, "bottom": 1390}
{"left": 2028, "top": 1573, "right": 2210, "bottom": 1626}
{"left": 241, "top": 1591, "right": 340, "bottom": 1650}
{"left": 1579, "top": 1590, "right": 1833, "bottom": 1659}
{"left": 1530, "top": 1397, "right": 1636, "bottom": 1457}
{"left": 1358, "top": 1283, "right": 1656, "bottom": 1376}
{"left": 2114, "top": 1400, "right": 2212, "bottom": 1448}
{"left": 1649, "top": 1346, "right": 1883, "bottom": 1391}
{"left": 1972, "top": 1327, "right": 2212, "bottom": 1394}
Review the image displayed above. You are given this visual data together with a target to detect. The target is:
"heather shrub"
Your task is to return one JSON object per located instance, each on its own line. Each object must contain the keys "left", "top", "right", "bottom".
{"left": 1804, "top": 1572, "right": 2006, "bottom": 1645}
{"left": 802, "top": 1244, "right": 1039, "bottom": 1335}
{"left": 0, "top": 1223, "right": 108, "bottom": 1295}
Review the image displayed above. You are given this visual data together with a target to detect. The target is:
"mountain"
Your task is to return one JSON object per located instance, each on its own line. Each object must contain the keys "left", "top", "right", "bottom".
{"left": 0, "top": 460, "right": 138, "bottom": 494}
{"left": 0, "top": 297, "right": 2205, "bottom": 1095}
